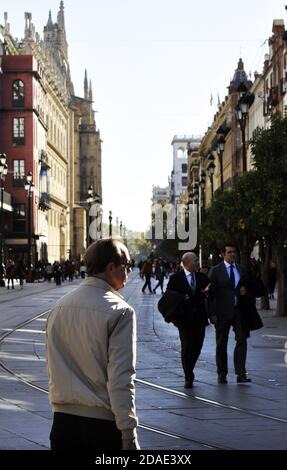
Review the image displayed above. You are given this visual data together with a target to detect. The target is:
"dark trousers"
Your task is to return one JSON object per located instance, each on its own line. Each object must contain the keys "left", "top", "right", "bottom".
{"left": 50, "top": 412, "right": 122, "bottom": 451}
{"left": 153, "top": 279, "right": 164, "bottom": 293}
{"left": 142, "top": 275, "right": 152, "bottom": 293}
{"left": 177, "top": 323, "right": 205, "bottom": 381}
{"left": 215, "top": 308, "right": 248, "bottom": 378}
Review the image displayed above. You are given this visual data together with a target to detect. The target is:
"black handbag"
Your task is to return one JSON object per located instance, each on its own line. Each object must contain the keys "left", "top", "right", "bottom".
{"left": 157, "top": 289, "right": 189, "bottom": 325}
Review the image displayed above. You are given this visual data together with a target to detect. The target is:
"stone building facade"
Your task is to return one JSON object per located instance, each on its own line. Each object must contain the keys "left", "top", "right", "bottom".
{"left": 0, "top": 2, "right": 102, "bottom": 264}
{"left": 199, "top": 58, "right": 253, "bottom": 208}
{"left": 170, "top": 135, "right": 201, "bottom": 205}
{"left": 71, "top": 70, "right": 102, "bottom": 258}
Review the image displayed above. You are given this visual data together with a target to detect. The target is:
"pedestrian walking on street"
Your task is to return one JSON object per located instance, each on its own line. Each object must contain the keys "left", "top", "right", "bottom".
{"left": 153, "top": 259, "right": 165, "bottom": 294}
{"left": 79, "top": 260, "right": 86, "bottom": 279}
{"left": 6, "top": 260, "right": 15, "bottom": 289}
{"left": 15, "top": 259, "right": 26, "bottom": 289}
{"left": 53, "top": 262, "right": 62, "bottom": 286}
{"left": 141, "top": 258, "right": 153, "bottom": 294}
{"left": 46, "top": 238, "right": 140, "bottom": 451}
{"left": 208, "top": 243, "right": 253, "bottom": 384}
{"left": 166, "top": 252, "right": 210, "bottom": 388}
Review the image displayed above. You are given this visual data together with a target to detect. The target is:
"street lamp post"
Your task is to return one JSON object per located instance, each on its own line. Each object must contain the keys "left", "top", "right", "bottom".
{"left": 86, "top": 185, "right": 94, "bottom": 247}
{"left": 199, "top": 171, "right": 206, "bottom": 210}
{"left": 86, "top": 185, "right": 102, "bottom": 245}
{"left": 236, "top": 82, "right": 254, "bottom": 173}
{"left": 0, "top": 154, "right": 8, "bottom": 287}
{"left": 207, "top": 156, "right": 215, "bottom": 200}
{"left": 24, "top": 172, "right": 35, "bottom": 282}
{"left": 198, "top": 170, "right": 206, "bottom": 268}
{"left": 109, "top": 211, "right": 113, "bottom": 237}
{"left": 216, "top": 135, "right": 225, "bottom": 192}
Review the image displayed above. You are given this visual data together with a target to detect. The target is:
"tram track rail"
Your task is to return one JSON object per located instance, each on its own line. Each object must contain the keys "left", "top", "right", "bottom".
{"left": 1, "top": 307, "right": 287, "bottom": 450}
{"left": 0, "top": 285, "right": 64, "bottom": 305}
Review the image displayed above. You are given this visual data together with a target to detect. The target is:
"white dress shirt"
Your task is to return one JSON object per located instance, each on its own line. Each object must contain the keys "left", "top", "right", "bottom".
{"left": 224, "top": 260, "right": 240, "bottom": 305}
{"left": 183, "top": 268, "right": 196, "bottom": 290}
{"left": 223, "top": 261, "right": 240, "bottom": 287}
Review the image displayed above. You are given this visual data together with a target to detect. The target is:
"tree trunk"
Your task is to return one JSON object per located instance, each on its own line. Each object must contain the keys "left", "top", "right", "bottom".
{"left": 259, "top": 239, "right": 270, "bottom": 310}
{"left": 240, "top": 233, "right": 252, "bottom": 270}
{"left": 275, "top": 244, "right": 287, "bottom": 317}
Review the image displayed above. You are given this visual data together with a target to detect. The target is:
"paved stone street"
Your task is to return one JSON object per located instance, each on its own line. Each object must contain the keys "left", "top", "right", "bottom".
{"left": 0, "top": 271, "right": 287, "bottom": 451}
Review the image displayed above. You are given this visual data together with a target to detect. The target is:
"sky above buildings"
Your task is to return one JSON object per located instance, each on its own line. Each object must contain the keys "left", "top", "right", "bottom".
{"left": 2, "top": 0, "right": 287, "bottom": 232}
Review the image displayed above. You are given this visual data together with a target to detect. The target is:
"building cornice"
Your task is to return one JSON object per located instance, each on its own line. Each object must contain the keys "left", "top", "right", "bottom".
{"left": 49, "top": 193, "right": 68, "bottom": 209}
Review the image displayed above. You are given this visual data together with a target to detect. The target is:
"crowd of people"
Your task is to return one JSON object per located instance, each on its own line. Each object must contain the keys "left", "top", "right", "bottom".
{"left": 1, "top": 259, "right": 87, "bottom": 289}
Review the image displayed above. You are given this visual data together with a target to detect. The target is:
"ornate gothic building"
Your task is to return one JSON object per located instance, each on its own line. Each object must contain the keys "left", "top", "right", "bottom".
{"left": 0, "top": 2, "right": 102, "bottom": 263}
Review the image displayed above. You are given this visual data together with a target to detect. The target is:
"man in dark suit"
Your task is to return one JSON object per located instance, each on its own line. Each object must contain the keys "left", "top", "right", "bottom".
{"left": 166, "top": 252, "right": 210, "bottom": 388}
{"left": 208, "top": 244, "right": 251, "bottom": 384}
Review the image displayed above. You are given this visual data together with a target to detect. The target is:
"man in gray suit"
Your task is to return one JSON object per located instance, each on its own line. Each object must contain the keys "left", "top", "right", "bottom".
{"left": 208, "top": 244, "right": 251, "bottom": 384}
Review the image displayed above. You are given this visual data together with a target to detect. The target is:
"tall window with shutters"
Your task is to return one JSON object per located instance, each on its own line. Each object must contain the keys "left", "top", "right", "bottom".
{"left": 12, "top": 80, "right": 25, "bottom": 108}
{"left": 12, "top": 117, "right": 25, "bottom": 145}
{"left": 13, "top": 159, "right": 25, "bottom": 187}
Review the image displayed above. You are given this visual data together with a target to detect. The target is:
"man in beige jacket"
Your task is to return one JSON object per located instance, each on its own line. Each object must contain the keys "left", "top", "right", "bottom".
{"left": 46, "top": 238, "right": 140, "bottom": 451}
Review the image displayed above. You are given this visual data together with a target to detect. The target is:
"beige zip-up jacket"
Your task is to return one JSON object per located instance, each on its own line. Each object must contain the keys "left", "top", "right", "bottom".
{"left": 46, "top": 277, "right": 138, "bottom": 440}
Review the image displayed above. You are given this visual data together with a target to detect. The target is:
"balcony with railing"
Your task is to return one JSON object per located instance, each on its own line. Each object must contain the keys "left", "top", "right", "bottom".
{"left": 39, "top": 192, "right": 51, "bottom": 211}
{"left": 267, "top": 85, "right": 279, "bottom": 108}
{"left": 12, "top": 173, "right": 25, "bottom": 187}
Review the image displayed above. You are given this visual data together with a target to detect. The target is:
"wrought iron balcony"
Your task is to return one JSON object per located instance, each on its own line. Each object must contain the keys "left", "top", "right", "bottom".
{"left": 39, "top": 192, "right": 51, "bottom": 211}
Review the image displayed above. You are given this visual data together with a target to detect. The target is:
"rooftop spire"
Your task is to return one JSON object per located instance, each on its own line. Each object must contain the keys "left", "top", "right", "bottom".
{"left": 84, "top": 69, "right": 89, "bottom": 99}
{"left": 89, "top": 79, "right": 93, "bottom": 100}
{"left": 238, "top": 58, "right": 244, "bottom": 70}
{"left": 57, "top": 1, "right": 65, "bottom": 31}
{"left": 230, "top": 57, "right": 248, "bottom": 89}
{"left": 46, "top": 10, "right": 53, "bottom": 29}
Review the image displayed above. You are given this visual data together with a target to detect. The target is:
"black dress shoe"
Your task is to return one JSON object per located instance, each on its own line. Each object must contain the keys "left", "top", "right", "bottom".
{"left": 237, "top": 376, "right": 251, "bottom": 383}
{"left": 217, "top": 376, "right": 228, "bottom": 384}
{"left": 184, "top": 380, "right": 193, "bottom": 389}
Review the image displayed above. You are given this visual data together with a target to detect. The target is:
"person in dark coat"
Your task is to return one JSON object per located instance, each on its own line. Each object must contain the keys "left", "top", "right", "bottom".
{"left": 237, "top": 275, "right": 266, "bottom": 332}
{"left": 208, "top": 244, "right": 252, "bottom": 384}
{"left": 15, "top": 259, "right": 26, "bottom": 290}
{"left": 6, "top": 260, "right": 15, "bottom": 289}
{"left": 166, "top": 252, "right": 210, "bottom": 388}
{"left": 141, "top": 259, "right": 154, "bottom": 294}
{"left": 153, "top": 259, "right": 165, "bottom": 294}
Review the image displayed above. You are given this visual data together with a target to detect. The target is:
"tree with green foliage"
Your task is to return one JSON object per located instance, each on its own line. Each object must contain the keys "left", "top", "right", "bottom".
{"left": 250, "top": 114, "right": 287, "bottom": 316}
{"left": 200, "top": 172, "right": 259, "bottom": 265}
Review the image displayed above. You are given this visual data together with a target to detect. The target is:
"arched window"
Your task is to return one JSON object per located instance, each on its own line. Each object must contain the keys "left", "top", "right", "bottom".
{"left": 12, "top": 80, "right": 25, "bottom": 107}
